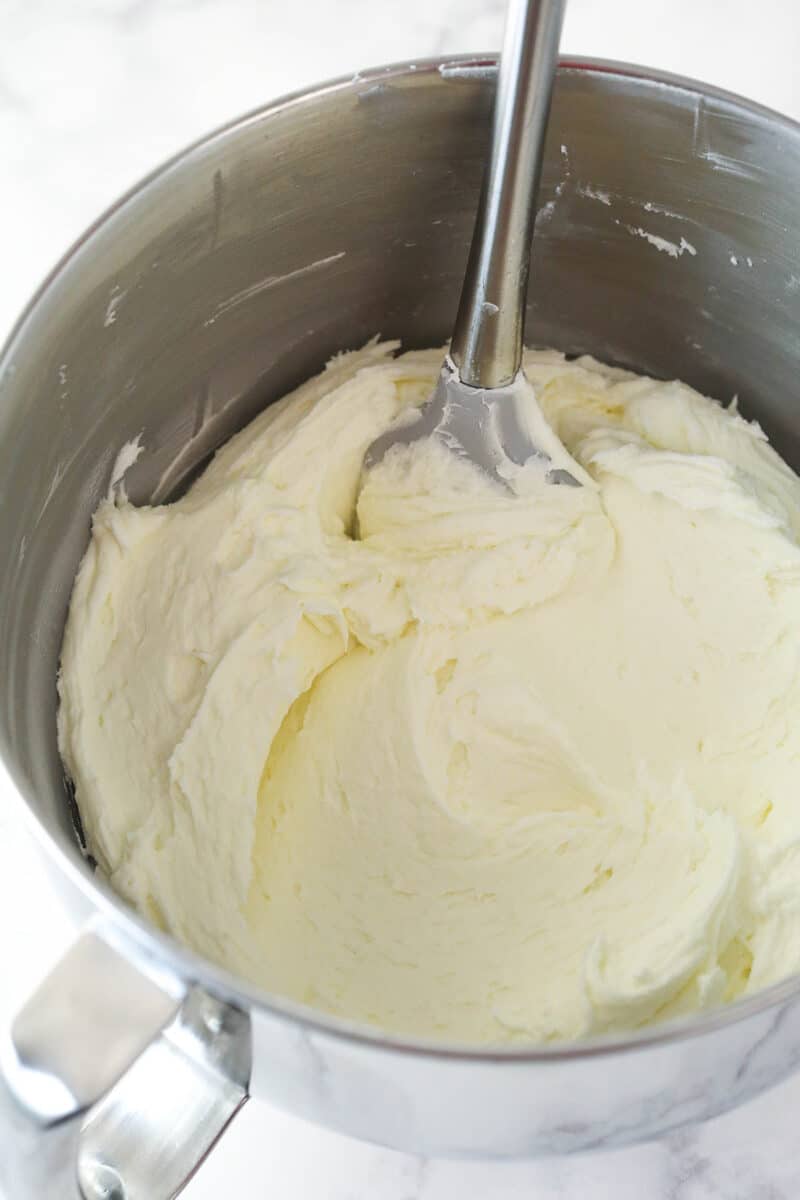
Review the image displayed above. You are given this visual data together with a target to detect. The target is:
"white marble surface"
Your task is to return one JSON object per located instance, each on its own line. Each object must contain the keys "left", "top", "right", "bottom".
{"left": 2, "top": 1, "right": 800, "bottom": 1196}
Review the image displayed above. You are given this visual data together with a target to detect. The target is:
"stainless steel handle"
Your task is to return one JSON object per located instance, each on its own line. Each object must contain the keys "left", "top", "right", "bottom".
{"left": 450, "top": 0, "right": 566, "bottom": 388}
{"left": 0, "top": 929, "right": 250, "bottom": 1199}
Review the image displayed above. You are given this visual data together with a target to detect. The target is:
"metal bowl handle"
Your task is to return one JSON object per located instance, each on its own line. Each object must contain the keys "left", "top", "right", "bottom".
{"left": 0, "top": 927, "right": 250, "bottom": 1199}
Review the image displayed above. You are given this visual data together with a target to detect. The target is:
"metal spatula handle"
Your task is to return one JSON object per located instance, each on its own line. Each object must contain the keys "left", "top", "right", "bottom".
{"left": 450, "top": 0, "right": 566, "bottom": 389}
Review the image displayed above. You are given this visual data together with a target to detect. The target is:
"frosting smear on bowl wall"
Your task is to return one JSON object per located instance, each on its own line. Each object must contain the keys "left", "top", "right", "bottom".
{"left": 58, "top": 342, "right": 800, "bottom": 1044}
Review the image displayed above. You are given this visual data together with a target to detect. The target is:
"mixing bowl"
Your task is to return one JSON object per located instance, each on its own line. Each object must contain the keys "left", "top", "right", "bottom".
{"left": 2, "top": 54, "right": 800, "bottom": 1200}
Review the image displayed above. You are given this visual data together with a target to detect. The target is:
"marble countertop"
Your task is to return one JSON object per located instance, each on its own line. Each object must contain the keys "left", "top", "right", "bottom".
{"left": 2, "top": 1, "right": 800, "bottom": 1196}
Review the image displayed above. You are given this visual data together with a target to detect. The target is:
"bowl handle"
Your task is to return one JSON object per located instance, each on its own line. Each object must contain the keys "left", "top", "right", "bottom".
{"left": 0, "top": 926, "right": 250, "bottom": 1198}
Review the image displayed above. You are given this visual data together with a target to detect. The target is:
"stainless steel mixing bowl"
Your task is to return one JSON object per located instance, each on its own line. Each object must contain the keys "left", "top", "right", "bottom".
{"left": 2, "top": 55, "right": 800, "bottom": 1200}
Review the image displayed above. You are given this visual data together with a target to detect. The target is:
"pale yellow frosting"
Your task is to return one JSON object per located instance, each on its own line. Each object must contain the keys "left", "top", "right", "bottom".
{"left": 58, "top": 343, "right": 800, "bottom": 1043}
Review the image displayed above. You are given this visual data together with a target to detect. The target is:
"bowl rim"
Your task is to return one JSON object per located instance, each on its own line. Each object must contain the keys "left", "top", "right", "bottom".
{"left": 4, "top": 52, "right": 800, "bottom": 1064}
